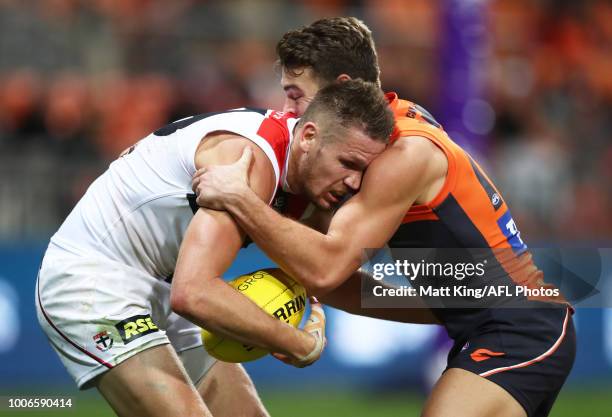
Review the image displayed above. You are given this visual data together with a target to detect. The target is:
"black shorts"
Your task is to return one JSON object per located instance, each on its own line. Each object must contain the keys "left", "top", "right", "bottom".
{"left": 446, "top": 305, "right": 575, "bottom": 417}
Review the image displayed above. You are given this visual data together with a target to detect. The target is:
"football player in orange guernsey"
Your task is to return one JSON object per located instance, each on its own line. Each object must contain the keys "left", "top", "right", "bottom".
{"left": 192, "top": 17, "right": 575, "bottom": 417}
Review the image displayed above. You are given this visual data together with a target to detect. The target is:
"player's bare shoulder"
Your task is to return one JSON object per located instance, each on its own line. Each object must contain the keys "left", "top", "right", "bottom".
{"left": 195, "top": 132, "right": 268, "bottom": 169}
{"left": 392, "top": 135, "right": 448, "bottom": 205}
{"left": 192, "top": 109, "right": 299, "bottom": 202}
{"left": 194, "top": 133, "right": 277, "bottom": 204}
{"left": 367, "top": 136, "right": 448, "bottom": 187}
{"left": 393, "top": 135, "right": 448, "bottom": 177}
{"left": 361, "top": 135, "right": 447, "bottom": 205}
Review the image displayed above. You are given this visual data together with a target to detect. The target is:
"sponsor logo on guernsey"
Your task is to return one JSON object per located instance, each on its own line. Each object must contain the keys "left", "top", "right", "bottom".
{"left": 93, "top": 330, "right": 114, "bottom": 352}
{"left": 115, "top": 314, "right": 159, "bottom": 344}
{"left": 491, "top": 193, "right": 502, "bottom": 209}
{"left": 497, "top": 210, "right": 527, "bottom": 254}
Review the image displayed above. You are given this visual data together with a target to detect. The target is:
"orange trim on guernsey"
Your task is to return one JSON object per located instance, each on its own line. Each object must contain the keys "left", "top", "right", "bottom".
{"left": 402, "top": 210, "right": 439, "bottom": 223}
{"left": 470, "top": 348, "right": 506, "bottom": 363}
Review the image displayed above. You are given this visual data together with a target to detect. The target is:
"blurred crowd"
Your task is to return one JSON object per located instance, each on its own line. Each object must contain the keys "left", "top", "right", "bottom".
{"left": 0, "top": 0, "right": 610, "bottom": 241}
{"left": 487, "top": 0, "right": 612, "bottom": 241}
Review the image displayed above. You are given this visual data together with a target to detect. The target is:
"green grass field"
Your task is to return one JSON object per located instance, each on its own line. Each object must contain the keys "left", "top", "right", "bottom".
{"left": 2, "top": 386, "right": 610, "bottom": 416}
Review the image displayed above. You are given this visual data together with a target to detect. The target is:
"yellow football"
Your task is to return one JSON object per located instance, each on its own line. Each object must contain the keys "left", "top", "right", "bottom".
{"left": 201, "top": 269, "right": 306, "bottom": 362}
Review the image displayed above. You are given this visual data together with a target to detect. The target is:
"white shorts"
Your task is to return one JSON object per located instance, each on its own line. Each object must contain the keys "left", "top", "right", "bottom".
{"left": 35, "top": 245, "right": 216, "bottom": 389}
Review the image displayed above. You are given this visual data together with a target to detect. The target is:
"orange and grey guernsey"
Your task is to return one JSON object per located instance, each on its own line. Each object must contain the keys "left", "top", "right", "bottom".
{"left": 384, "top": 92, "right": 569, "bottom": 338}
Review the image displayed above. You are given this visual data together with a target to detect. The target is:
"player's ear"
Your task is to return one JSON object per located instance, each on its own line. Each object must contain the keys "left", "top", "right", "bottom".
{"left": 336, "top": 74, "right": 352, "bottom": 83}
{"left": 298, "top": 121, "right": 318, "bottom": 153}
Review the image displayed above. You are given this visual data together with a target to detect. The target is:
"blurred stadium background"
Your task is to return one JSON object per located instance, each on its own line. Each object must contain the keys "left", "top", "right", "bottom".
{"left": 0, "top": 0, "right": 610, "bottom": 416}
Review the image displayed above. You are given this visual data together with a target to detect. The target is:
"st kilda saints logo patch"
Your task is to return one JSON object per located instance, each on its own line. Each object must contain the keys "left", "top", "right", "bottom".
{"left": 93, "top": 330, "right": 114, "bottom": 352}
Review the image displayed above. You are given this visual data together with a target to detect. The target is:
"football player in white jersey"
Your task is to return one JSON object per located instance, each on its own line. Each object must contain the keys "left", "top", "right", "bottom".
{"left": 36, "top": 79, "right": 394, "bottom": 417}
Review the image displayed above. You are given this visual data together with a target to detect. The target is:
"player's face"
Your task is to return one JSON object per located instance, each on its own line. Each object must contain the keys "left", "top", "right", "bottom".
{"left": 280, "top": 67, "right": 322, "bottom": 116}
{"left": 300, "top": 127, "right": 386, "bottom": 210}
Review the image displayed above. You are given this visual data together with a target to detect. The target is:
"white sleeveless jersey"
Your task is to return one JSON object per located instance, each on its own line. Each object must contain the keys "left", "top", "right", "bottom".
{"left": 50, "top": 108, "right": 298, "bottom": 279}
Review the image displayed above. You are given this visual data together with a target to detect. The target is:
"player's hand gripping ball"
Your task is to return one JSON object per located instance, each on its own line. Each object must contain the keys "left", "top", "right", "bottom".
{"left": 201, "top": 269, "right": 307, "bottom": 362}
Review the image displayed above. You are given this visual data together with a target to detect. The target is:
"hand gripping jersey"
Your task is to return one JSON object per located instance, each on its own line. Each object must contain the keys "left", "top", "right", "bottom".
{"left": 384, "top": 93, "right": 569, "bottom": 339}
{"left": 49, "top": 108, "right": 304, "bottom": 279}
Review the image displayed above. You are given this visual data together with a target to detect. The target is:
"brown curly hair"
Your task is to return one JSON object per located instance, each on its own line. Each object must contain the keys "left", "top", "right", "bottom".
{"left": 276, "top": 17, "right": 381, "bottom": 86}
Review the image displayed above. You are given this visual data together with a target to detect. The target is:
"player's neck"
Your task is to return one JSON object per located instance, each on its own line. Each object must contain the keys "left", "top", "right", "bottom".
{"left": 284, "top": 141, "right": 302, "bottom": 195}
{"left": 283, "top": 123, "right": 302, "bottom": 194}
